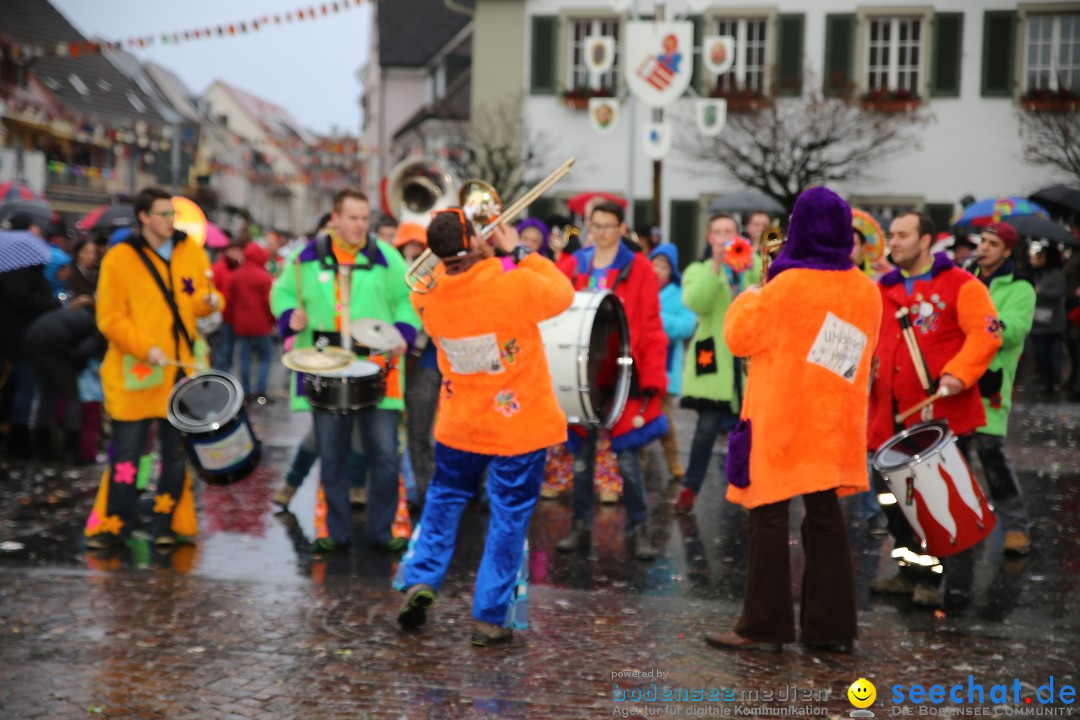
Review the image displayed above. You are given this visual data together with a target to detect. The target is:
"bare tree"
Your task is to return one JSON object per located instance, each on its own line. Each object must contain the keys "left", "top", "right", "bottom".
{"left": 445, "top": 95, "right": 551, "bottom": 202}
{"left": 1019, "top": 104, "right": 1080, "bottom": 184}
{"left": 677, "top": 86, "right": 933, "bottom": 213}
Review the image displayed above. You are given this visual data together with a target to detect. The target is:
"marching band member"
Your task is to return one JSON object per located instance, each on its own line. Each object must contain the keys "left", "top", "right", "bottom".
{"left": 706, "top": 187, "right": 881, "bottom": 653}
{"left": 85, "top": 187, "right": 222, "bottom": 550}
{"left": 868, "top": 211, "right": 1001, "bottom": 607}
{"left": 556, "top": 201, "right": 669, "bottom": 561}
{"left": 396, "top": 209, "right": 574, "bottom": 646}
{"left": 270, "top": 189, "right": 420, "bottom": 553}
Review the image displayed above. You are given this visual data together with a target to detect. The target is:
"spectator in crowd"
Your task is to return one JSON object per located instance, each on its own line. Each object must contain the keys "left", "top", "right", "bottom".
{"left": 229, "top": 242, "right": 276, "bottom": 405}
{"left": 1029, "top": 243, "right": 1067, "bottom": 395}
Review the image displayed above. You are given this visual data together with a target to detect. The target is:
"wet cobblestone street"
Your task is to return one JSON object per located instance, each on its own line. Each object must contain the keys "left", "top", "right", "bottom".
{"left": 1, "top": 364, "right": 1077, "bottom": 719}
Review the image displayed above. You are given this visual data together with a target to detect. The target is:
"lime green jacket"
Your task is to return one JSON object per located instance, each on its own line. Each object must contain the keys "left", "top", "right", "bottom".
{"left": 975, "top": 263, "right": 1035, "bottom": 436}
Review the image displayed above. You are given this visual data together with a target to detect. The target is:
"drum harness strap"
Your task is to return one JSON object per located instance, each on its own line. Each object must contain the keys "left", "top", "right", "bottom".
{"left": 129, "top": 237, "right": 196, "bottom": 368}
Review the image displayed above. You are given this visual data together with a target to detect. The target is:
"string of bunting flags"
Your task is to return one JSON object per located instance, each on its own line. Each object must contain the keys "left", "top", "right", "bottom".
{"left": 7, "top": 0, "right": 371, "bottom": 61}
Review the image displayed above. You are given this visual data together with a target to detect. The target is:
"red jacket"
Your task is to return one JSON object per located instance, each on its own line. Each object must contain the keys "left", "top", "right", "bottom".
{"left": 869, "top": 253, "right": 1002, "bottom": 448}
{"left": 211, "top": 254, "right": 239, "bottom": 325}
{"left": 569, "top": 244, "right": 668, "bottom": 449}
{"left": 227, "top": 244, "right": 275, "bottom": 336}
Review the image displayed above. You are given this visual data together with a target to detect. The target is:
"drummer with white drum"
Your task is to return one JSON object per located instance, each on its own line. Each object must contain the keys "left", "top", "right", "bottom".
{"left": 868, "top": 211, "right": 1002, "bottom": 607}
{"left": 270, "top": 189, "right": 421, "bottom": 554}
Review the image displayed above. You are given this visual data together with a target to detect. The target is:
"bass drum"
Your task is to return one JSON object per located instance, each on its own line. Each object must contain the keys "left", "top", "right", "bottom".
{"left": 539, "top": 290, "right": 631, "bottom": 428}
{"left": 167, "top": 371, "right": 261, "bottom": 486}
{"left": 872, "top": 422, "right": 995, "bottom": 557}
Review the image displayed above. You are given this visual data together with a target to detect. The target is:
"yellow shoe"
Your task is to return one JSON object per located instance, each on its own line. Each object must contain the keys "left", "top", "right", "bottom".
{"left": 539, "top": 486, "right": 562, "bottom": 499}
{"left": 1003, "top": 531, "right": 1030, "bottom": 556}
{"left": 599, "top": 490, "right": 619, "bottom": 504}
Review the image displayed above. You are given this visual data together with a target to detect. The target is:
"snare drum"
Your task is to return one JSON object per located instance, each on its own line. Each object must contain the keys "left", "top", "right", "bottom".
{"left": 304, "top": 359, "right": 386, "bottom": 413}
{"left": 539, "top": 290, "right": 631, "bottom": 427}
{"left": 167, "top": 371, "right": 260, "bottom": 485}
{"left": 872, "top": 422, "right": 996, "bottom": 557}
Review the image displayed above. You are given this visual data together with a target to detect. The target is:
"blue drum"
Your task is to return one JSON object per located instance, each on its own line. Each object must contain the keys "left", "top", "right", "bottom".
{"left": 167, "top": 371, "right": 260, "bottom": 485}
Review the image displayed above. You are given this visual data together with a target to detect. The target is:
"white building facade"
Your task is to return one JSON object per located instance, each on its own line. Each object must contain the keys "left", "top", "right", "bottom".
{"left": 506, "top": 0, "right": 1073, "bottom": 258}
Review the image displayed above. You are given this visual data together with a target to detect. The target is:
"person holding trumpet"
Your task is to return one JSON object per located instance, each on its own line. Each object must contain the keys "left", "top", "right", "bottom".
{"left": 270, "top": 188, "right": 420, "bottom": 553}
{"left": 868, "top": 211, "right": 1001, "bottom": 607}
{"left": 396, "top": 209, "right": 574, "bottom": 646}
{"left": 85, "top": 187, "right": 223, "bottom": 550}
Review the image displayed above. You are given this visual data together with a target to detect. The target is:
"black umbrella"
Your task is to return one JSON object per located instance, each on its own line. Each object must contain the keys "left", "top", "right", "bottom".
{"left": 1029, "top": 185, "right": 1080, "bottom": 220}
{"left": 708, "top": 190, "right": 786, "bottom": 216}
{"left": 80, "top": 203, "right": 136, "bottom": 232}
{"left": 0, "top": 200, "right": 59, "bottom": 235}
{"left": 1005, "top": 215, "right": 1077, "bottom": 247}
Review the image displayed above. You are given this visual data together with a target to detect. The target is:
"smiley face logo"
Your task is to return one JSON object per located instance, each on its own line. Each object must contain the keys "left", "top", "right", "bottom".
{"left": 848, "top": 678, "right": 877, "bottom": 708}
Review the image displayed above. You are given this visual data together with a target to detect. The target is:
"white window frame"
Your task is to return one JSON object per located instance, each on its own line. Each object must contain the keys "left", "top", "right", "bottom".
{"left": 865, "top": 16, "right": 924, "bottom": 93}
{"left": 854, "top": 6, "right": 933, "bottom": 97}
{"left": 563, "top": 15, "right": 621, "bottom": 92}
{"left": 1023, "top": 12, "right": 1080, "bottom": 92}
{"left": 707, "top": 15, "right": 772, "bottom": 95}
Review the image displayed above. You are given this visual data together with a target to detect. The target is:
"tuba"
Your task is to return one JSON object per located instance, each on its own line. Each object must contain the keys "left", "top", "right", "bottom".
{"left": 759, "top": 224, "right": 786, "bottom": 282}
{"left": 405, "top": 157, "right": 576, "bottom": 293}
{"left": 384, "top": 157, "right": 456, "bottom": 226}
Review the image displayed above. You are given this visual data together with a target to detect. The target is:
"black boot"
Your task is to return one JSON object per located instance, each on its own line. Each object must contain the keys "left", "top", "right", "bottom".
{"left": 556, "top": 518, "right": 591, "bottom": 552}
{"left": 64, "top": 430, "right": 84, "bottom": 465}
{"left": 6, "top": 424, "right": 31, "bottom": 460}
{"left": 33, "top": 427, "right": 54, "bottom": 462}
{"left": 628, "top": 524, "right": 658, "bottom": 561}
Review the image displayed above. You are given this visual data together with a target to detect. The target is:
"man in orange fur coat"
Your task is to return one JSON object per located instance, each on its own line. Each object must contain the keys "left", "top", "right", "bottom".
{"left": 396, "top": 209, "right": 574, "bottom": 646}
{"left": 707, "top": 187, "right": 882, "bottom": 654}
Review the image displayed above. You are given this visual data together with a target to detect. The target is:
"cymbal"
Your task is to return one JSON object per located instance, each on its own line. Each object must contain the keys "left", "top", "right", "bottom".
{"left": 281, "top": 346, "right": 354, "bottom": 373}
{"left": 350, "top": 317, "right": 404, "bottom": 352}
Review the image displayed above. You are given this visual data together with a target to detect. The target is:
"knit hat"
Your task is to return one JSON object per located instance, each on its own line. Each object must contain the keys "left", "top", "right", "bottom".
{"left": 983, "top": 221, "right": 1018, "bottom": 251}
{"left": 516, "top": 218, "right": 550, "bottom": 255}
{"left": 393, "top": 222, "right": 427, "bottom": 250}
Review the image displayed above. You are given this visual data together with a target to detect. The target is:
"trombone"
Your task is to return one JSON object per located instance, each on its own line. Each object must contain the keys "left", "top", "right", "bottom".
{"left": 405, "top": 157, "right": 576, "bottom": 293}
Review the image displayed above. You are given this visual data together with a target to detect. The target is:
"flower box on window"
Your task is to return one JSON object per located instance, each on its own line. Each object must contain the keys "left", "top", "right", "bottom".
{"left": 561, "top": 87, "right": 615, "bottom": 110}
{"left": 1022, "top": 89, "right": 1079, "bottom": 112}
{"left": 860, "top": 89, "right": 921, "bottom": 113}
{"left": 709, "top": 87, "right": 772, "bottom": 112}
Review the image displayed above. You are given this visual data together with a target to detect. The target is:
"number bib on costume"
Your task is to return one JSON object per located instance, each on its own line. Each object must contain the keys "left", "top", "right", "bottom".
{"left": 806, "top": 311, "right": 868, "bottom": 383}
{"left": 439, "top": 333, "right": 505, "bottom": 375}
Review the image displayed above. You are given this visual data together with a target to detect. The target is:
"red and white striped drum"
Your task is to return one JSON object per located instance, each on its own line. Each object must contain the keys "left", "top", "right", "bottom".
{"left": 872, "top": 422, "right": 996, "bottom": 557}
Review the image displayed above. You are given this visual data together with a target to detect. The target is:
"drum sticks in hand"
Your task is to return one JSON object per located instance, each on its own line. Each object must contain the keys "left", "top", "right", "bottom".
{"left": 895, "top": 308, "right": 933, "bottom": 393}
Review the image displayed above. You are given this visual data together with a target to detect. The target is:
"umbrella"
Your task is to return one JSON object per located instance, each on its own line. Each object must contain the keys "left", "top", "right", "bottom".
{"left": 852, "top": 208, "right": 885, "bottom": 262}
{"left": 0, "top": 200, "right": 60, "bottom": 234}
{"left": 1005, "top": 215, "right": 1077, "bottom": 247}
{"left": 566, "top": 191, "right": 628, "bottom": 215}
{"left": 0, "top": 181, "right": 44, "bottom": 203}
{"left": 1028, "top": 185, "right": 1080, "bottom": 220}
{"left": 205, "top": 222, "right": 229, "bottom": 249}
{"left": 78, "top": 203, "right": 135, "bottom": 232}
{"left": 708, "top": 190, "right": 786, "bottom": 216}
{"left": 0, "top": 230, "right": 51, "bottom": 272}
{"left": 952, "top": 196, "right": 1049, "bottom": 227}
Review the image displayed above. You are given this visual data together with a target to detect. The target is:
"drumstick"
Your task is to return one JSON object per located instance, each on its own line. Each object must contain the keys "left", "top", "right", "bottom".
{"left": 161, "top": 358, "right": 201, "bottom": 371}
{"left": 895, "top": 388, "right": 948, "bottom": 424}
{"left": 896, "top": 308, "right": 932, "bottom": 393}
{"left": 294, "top": 255, "right": 304, "bottom": 315}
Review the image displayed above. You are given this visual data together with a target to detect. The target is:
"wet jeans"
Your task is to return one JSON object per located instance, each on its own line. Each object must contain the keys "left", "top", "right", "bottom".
{"left": 236, "top": 334, "right": 273, "bottom": 397}
{"left": 312, "top": 408, "right": 399, "bottom": 545}
{"left": 974, "top": 433, "right": 1029, "bottom": 534}
{"left": 683, "top": 407, "right": 739, "bottom": 494}
{"left": 571, "top": 429, "right": 648, "bottom": 529}
{"left": 210, "top": 324, "right": 235, "bottom": 374}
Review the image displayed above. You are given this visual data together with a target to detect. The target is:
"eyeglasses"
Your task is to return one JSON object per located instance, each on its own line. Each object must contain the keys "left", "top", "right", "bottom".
{"left": 591, "top": 223, "right": 620, "bottom": 233}
{"left": 149, "top": 210, "right": 176, "bottom": 218}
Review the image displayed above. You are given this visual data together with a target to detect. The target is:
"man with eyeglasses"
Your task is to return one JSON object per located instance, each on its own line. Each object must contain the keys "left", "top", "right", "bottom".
{"left": 85, "top": 187, "right": 223, "bottom": 551}
{"left": 557, "top": 201, "right": 669, "bottom": 560}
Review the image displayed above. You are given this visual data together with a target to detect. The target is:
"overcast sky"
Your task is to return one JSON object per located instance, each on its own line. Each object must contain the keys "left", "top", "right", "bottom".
{"left": 51, "top": 0, "right": 372, "bottom": 135}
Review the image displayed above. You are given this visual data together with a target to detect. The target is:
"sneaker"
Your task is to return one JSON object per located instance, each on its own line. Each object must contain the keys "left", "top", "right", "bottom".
{"left": 272, "top": 484, "right": 297, "bottom": 508}
{"left": 913, "top": 583, "right": 943, "bottom": 608}
{"left": 85, "top": 533, "right": 123, "bottom": 551}
{"left": 471, "top": 621, "right": 513, "bottom": 647}
{"left": 556, "top": 519, "right": 591, "bottom": 552}
{"left": 349, "top": 487, "right": 367, "bottom": 507}
{"left": 153, "top": 532, "right": 178, "bottom": 548}
{"left": 397, "top": 584, "right": 436, "bottom": 629}
{"left": 1003, "top": 531, "right": 1030, "bottom": 556}
{"left": 598, "top": 490, "right": 619, "bottom": 504}
{"left": 867, "top": 513, "right": 889, "bottom": 539}
{"left": 869, "top": 574, "right": 915, "bottom": 595}
{"left": 674, "top": 486, "right": 697, "bottom": 515}
{"left": 312, "top": 538, "right": 349, "bottom": 554}
{"left": 629, "top": 524, "right": 658, "bottom": 561}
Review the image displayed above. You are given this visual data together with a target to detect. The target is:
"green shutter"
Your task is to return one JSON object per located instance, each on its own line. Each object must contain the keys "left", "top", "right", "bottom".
{"left": 690, "top": 15, "right": 704, "bottom": 94}
{"left": 931, "top": 13, "right": 964, "bottom": 97}
{"left": 669, "top": 200, "right": 700, "bottom": 271}
{"left": 981, "top": 11, "right": 1017, "bottom": 97}
{"left": 633, "top": 199, "right": 653, "bottom": 229}
{"left": 776, "top": 14, "right": 805, "bottom": 96}
{"left": 531, "top": 16, "right": 558, "bottom": 95}
{"left": 924, "top": 203, "right": 955, "bottom": 234}
{"left": 823, "top": 14, "right": 855, "bottom": 96}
